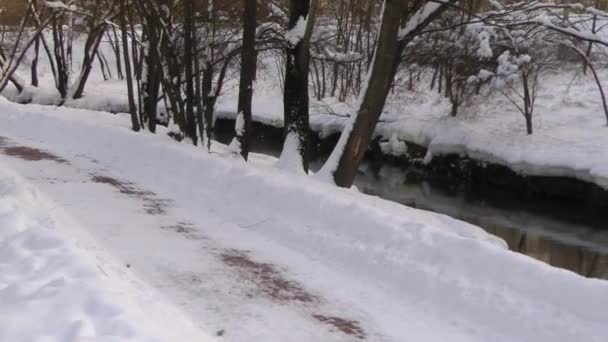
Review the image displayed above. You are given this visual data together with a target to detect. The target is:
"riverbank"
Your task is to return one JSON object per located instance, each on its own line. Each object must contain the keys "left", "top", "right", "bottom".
{"left": 213, "top": 116, "right": 608, "bottom": 213}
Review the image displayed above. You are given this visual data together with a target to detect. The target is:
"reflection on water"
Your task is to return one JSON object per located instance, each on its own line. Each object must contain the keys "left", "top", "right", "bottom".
{"left": 355, "top": 165, "right": 608, "bottom": 280}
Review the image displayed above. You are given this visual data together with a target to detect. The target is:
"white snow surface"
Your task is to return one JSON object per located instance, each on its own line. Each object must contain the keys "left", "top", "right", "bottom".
{"left": 379, "top": 70, "right": 608, "bottom": 190}
{"left": 0, "top": 97, "right": 607, "bottom": 341}
{"left": 0, "top": 167, "right": 213, "bottom": 342}
{"left": 214, "top": 68, "right": 608, "bottom": 191}
{"left": 285, "top": 16, "right": 308, "bottom": 46}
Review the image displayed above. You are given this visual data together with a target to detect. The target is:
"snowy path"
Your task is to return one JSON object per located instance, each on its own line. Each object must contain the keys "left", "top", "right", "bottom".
{"left": 1, "top": 99, "right": 607, "bottom": 341}
{"left": 0, "top": 137, "right": 374, "bottom": 341}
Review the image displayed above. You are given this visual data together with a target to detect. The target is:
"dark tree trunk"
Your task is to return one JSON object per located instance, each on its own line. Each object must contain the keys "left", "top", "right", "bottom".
{"left": 236, "top": 0, "right": 257, "bottom": 160}
{"left": 52, "top": 17, "right": 68, "bottom": 99}
{"left": 328, "top": 0, "right": 452, "bottom": 187}
{"left": 522, "top": 71, "right": 533, "bottom": 135}
{"left": 97, "top": 51, "right": 111, "bottom": 80}
{"left": 193, "top": 20, "right": 205, "bottom": 143}
{"left": 111, "top": 28, "right": 124, "bottom": 80}
{"left": 184, "top": 0, "right": 198, "bottom": 144}
{"left": 525, "top": 115, "right": 533, "bottom": 135}
{"left": 31, "top": 36, "right": 39, "bottom": 87}
{"left": 282, "top": 0, "right": 316, "bottom": 172}
{"left": 142, "top": 28, "right": 161, "bottom": 133}
{"left": 202, "top": 62, "right": 214, "bottom": 149}
{"left": 71, "top": 26, "right": 106, "bottom": 99}
{"left": 331, "top": 0, "right": 405, "bottom": 187}
{"left": 119, "top": 0, "right": 140, "bottom": 132}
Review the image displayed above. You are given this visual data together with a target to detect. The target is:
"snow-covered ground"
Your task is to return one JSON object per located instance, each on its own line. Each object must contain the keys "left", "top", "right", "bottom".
{"left": 215, "top": 66, "right": 608, "bottom": 191}
{"left": 0, "top": 96, "right": 607, "bottom": 341}
{"left": 0, "top": 166, "right": 213, "bottom": 341}
{"left": 378, "top": 70, "right": 608, "bottom": 190}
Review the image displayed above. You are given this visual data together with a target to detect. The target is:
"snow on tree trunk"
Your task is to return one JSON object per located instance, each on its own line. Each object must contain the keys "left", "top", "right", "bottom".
{"left": 276, "top": 132, "right": 306, "bottom": 174}
{"left": 281, "top": 0, "right": 317, "bottom": 173}
{"left": 228, "top": 111, "right": 245, "bottom": 155}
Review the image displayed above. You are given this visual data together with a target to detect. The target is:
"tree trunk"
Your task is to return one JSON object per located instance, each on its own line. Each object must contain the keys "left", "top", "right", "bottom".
{"left": 119, "top": 0, "right": 140, "bottom": 132}
{"left": 235, "top": 0, "right": 257, "bottom": 160}
{"left": 202, "top": 62, "right": 214, "bottom": 148}
{"left": 184, "top": 0, "right": 198, "bottom": 144}
{"left": 321, "top": 0, "right": 452, "bottom": 187}
{"left": 525, "top": 115, "right": 533, "bottom": 135}
{"left": 142, "top": 28, "right": 161, "bottom": 133}
{"left": 328, "top": 0, "right": 406, "bottom": 187}
{"left": 281, "top": 0, "right": 317, "bottom": 172}
{"left": 71, "top": 26, "right": 106, "bottom": 100}
{"left": 31, "top": 36, "right": 39, "bottom": 87}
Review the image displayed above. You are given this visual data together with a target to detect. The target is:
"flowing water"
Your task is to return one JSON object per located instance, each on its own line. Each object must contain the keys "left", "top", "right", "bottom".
{"left": 355, "top": 165, "right": 608, "bottom": 279}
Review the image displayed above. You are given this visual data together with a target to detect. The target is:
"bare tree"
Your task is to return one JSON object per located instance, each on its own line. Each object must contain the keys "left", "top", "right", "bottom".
{"left": 118, "top": 0, "right": 140, "bottom": 131}
{"left": 319, "top": 0, "right": 453, "bottom": 187}
{"left": 231, "top": 0, "right": 257, "bottom": 160}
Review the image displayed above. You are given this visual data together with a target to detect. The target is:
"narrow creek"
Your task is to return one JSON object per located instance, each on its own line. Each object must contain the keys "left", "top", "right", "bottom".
{"left": 356, "top": 165, "right": 608, "bottom": 279}
{"left": 214, "top": 121, "right": 608, "bottom": 280}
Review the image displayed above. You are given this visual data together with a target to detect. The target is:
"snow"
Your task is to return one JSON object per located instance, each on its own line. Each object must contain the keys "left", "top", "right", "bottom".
{"left": 0, "top": 166, "right": 213, "bottom": 342}
{"left": 228, "top": 111, "right": 244, "bottom": 154}
{"left": 380, "top": 133, "right": 408, "bottom": 157}
{"left": 378, "top": 70, "right": 608, "bottom": 190}
{"left": 0, "top": 96, "right": 607, "bottom": 341}
{"left": 1, "top": 24, "right": 608, "bottom": 341}
{"left": 276, "top": 132, "right": 305, "bottom": 174}
{"left": 45, "top": 1, "right": 72, "bottom": 11}
{"left": 477, "top": 31, "right": 493, "bottom": 58}
{"left": 217, "top": 64, "right": 608, "bottom": 191}
{"left": 285, "top": 16, "right": 307, "bottom": 46}
{"left": 398, "top": 1, "right": 445, "bottom": 39}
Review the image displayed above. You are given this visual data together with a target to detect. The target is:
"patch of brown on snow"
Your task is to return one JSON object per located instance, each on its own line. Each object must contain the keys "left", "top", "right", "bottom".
{"left": 91, "top": 174, "right": 170, "bottom": 215}
{"left": 0, "top": 137, "right": 68, "bottom": 164}
{"left": 161, "top": 221, "right": 206, "bottom": 240}
{"left": 220, "top": 249, "right": 317, "bottom": 303}
{"left": 312, "top": 314, "right": 367, "bottom": 340}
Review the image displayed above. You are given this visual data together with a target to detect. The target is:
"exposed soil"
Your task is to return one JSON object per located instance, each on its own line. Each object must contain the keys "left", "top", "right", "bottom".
{"left": 91, "top": 174, "right": 170, "bottom": 215}
{"left": 220, "top": 249, "right": 317, "bottom": 303}
{"left": 312, "top": 314, "right": 367, "bottom": 340}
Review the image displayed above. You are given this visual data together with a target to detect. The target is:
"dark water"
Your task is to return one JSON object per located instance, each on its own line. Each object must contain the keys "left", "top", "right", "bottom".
{"left": 214, "top": 128, "right": 608, "bottom": 280}
{"left": 355, "top": 165, "right": 608, "bottom": 280}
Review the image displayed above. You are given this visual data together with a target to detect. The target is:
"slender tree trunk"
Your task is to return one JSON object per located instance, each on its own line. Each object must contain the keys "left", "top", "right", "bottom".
{"left": 142, "top": 31, "right": 161, "bottom": 133}
{"left": 202, "top": 62, "right": 214, "bottom": 148}
{"left": 184, "top": 0, "right": 197, "bottom": 144}
{"left": 31, "top": 36, "right": 40, "bottom": 87}
{"left": 193, "top": 21, "right": 205, "bottom": 142}
{"left": 234, "top": 0, "right": 257, "bottom": 160}
{"left": 119, "top": 0, "right": 140, "bottom": 132}
{"left": 71, "top": 26, "right": 107, "bottom": 99}
{"left": 112, "top": 28, "right": 124, "bottom": 79}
